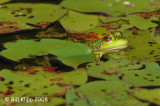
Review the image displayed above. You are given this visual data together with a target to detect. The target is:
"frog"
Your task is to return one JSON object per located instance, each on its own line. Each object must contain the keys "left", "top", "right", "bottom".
{"left": 14, "top": 31, "right": 127, "bottom": 70}
{"left": 86, "top": 31, "right": 128, "bottom": 61}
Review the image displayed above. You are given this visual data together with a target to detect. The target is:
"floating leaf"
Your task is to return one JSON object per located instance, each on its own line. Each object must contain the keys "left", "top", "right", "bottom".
{"left": 87, "top": 59, "right": 160, "bottom": 86}
{"left": 0, "top": 3, "right": 67, "bottom": 33}
{"left": 124, "top": 96, "right": 149, "bottom": 106}
{"left": 0, "top": 67, "right": 87, "bottom": 106}
{"left": 119, "top": 15, "right": 158, "bottom": 30}
{"left": 60, "top": 10, "right": 99, "bottom": 32}
{"left": 0, "top": 39, "right": 94, "bottom": 68}
{"left": 100, "top": 14, "right": 159, "bottom": 30}
{"left": 0, "top": 67, "right": 87, "bottom": 98}
{"left": 66, "top": 81, "right": 133, "bottom": 106}
{"left": 60, "top": 0, "right": 160, "bottom": 16}
{"left": 132, "top": 88, "right": 160, "bottom": 105}
{"left": 0, "top": 0, "right": 11, "bottom": 4}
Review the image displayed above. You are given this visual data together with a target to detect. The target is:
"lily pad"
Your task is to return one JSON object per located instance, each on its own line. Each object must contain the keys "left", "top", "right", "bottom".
{"left": 0, "top": 67, "right": 87, "bottom": 97}
{"left": 0, "top": 39, "right": 94, "bottom": 68}
{"left": 87, "top": 59, "right": 160, "bottom": 86}
{"left": 119, "top": 15, "right": 158, "bottom": 31}
{"left": 59, "top": 10, "right": 99, "bottom": 32}
{"left": 124, "top": 96, "right": 149, "bottom": 106}
{"left": 0, "top": 3, "right": 67, "bottom": 34}
{"left": 100, "top": 14, "right": 159, "bottom": 30}
{"left": 66, "top": 81, "right": 133, "bottom": 106}
{"left": 132, "top": 88, "right": 160, "bottom": 105}
{"left": 60, "top": 0, "right": 160, "bottom": 16}
{"left": 0, "top": 0, "right": 11, "bottom": 4}
{"left": 0, "top": 67, "right": 87, "bottom": 106}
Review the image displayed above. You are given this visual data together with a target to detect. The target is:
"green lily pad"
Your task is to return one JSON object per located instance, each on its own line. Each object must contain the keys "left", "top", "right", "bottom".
{"left": 0, "top": 67, "right": 87, "bottom": 98}
{"left": 123, "top": 96, "right": 149, "bottom": 106}
{"left": 59, "top": 10, "right": 99, "bottom": 32}
{"left": 87, "top": 59, "right": 160, "bottom": 86}
{"left": 60, "top": 0, "right": 160, "bottom": 16}
{"left": 100, "top": 16, "right": 125, "bottom": 23}
{"left": 66, "top": 81, "right": 133, "bottom": 106}
{"left": 119, "top": 15, "right": 158, "bottom": 30}
{"left": 0, "top": 0, "right": 11, "bottom": 4}
{"left": 0, "top": 3, "right": 67, "bottom": 33}
{"left": 132, "top": 88, "right": 160, "bottom": 105}
{"left": 100, "top": 14, "right": 158, "bottom": 30}
{"left": 0, "top": 39, "right": 94, "bottom": 68}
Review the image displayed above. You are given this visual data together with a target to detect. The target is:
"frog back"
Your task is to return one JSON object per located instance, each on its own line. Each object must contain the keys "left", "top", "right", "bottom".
{"left": 86, "top": 39, "right": 103, "bottom": 51}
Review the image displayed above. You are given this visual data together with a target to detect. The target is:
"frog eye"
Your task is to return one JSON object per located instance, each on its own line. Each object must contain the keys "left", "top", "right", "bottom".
{"left": 103, "top": 34, "right": 112, "bottom": 42}
{"left": 112, "top": 31, "right": 123, "bottom": 39}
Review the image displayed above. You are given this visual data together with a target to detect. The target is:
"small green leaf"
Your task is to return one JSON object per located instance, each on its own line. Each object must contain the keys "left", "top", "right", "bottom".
{"left": 60, "top": 10, "right": 99, "bottom": 32}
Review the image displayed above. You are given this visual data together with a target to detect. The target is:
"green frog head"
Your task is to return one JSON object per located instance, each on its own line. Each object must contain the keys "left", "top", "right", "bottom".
{"left": 86, "top": 31, "right": 128, "bottom": 60}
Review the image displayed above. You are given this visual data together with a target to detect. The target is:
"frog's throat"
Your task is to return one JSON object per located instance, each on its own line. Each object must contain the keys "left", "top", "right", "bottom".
{"left": 94, "top": 44, "right": 128, "bottom": 54}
